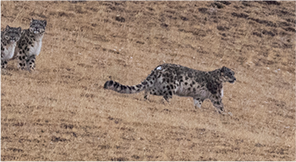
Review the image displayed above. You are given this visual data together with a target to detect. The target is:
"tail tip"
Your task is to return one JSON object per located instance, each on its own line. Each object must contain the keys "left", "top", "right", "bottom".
{"left": 104, "top": 80, "right": 113, "bottom": 89}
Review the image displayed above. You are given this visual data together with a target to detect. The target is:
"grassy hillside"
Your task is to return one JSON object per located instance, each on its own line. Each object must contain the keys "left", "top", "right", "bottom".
{"left": 1, "top": 1, "right": 295, "bottom": 160}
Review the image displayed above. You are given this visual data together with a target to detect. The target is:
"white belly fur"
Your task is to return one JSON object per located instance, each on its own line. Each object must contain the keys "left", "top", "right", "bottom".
{"left": 2, "top": 43, "right": 16, "bottom": 60}
{"left": 175, "top": 85, "right": 209, "bottom": 99}
{"left": 29, "top": 41, "right": 42, "bottom": 56}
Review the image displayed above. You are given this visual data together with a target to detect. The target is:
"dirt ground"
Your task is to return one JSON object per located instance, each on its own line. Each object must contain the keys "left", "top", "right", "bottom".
{"left": 1, "top": 1, "right": 295, "bottom": 161}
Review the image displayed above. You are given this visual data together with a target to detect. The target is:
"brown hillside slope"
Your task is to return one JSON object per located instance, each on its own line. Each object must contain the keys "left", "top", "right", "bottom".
{"left": 1, "top": 1, "right": 295, "bottom": 161}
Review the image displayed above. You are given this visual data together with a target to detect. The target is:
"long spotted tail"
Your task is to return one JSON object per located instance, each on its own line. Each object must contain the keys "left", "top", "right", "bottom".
{"left": 104, "top": 80, "right": 147, "bottom": 94}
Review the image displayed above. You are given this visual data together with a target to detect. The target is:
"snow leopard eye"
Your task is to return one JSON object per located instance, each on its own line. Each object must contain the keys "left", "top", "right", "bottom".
{"left": 5, "top": 35, "right": 9, "bottom": 40}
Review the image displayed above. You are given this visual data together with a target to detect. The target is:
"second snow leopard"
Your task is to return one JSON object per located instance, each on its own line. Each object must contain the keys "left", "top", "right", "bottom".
{"left": 1, "top": 25, "right": 22, "bottom": 69}
{"left": 16, "top": 18, "right": 47, "bottom": 71}
{"left": 104, "top": 63, "right": 236, "bottom": 113}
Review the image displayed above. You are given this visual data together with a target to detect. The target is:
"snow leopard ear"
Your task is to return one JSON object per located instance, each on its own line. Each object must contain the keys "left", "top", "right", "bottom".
{"left": 221, "top": 66, "right": 226, "bottom": 72}
{"left": 42, "top": 20, "right": 47, "bottom": 27}
{"left": 17, "top": 27, "right": 22, "bottom": 33}
{"left": 220, "top": 66, "right": 228, "bottom": 76}
{"left": 31, "top": 18, "right": 35, "bottom": 22}
{"left": 5, "top": 25, "right": 11, "bottom": 31}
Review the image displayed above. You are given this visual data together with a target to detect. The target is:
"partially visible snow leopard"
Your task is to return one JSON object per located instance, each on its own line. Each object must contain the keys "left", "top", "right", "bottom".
{"left": 1, "top": 25, "right": 22, "bottom": 69}
{"left": 104, "top": 63, "right": 236, "bottom": 113}
{"left": 16, "top": 18, "right": 47, "bottom": 71}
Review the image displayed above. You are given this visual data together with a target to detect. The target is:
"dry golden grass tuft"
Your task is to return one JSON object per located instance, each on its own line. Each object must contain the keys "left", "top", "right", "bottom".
{"left": 1, "top": 1, "right": 295, "bottom": 161}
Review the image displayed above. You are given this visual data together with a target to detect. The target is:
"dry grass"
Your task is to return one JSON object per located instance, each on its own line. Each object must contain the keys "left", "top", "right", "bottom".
{"left": 1, "top": 1, "right": 295, "bottom": 161}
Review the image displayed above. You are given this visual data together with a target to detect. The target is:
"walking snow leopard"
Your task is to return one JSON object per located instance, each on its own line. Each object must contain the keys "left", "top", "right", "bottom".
{"left": 104, "top": 63, "right": 236, "bottom": 113}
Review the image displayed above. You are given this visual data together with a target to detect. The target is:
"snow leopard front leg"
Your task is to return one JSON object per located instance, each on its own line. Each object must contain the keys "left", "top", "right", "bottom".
{"left": 1, "top": 50, "right": 7, "bottom": 69}
{"left": 17, "top": 52, "right": 28, "bottom": 70}
{"left": 27, "top": 55, "right": 36, "bottom": 71}
{"left": 209, "top": 94, "right": 224, "bottom": 113}
{"left": 1, "top": 58, "right": 7, "bottom": 69}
